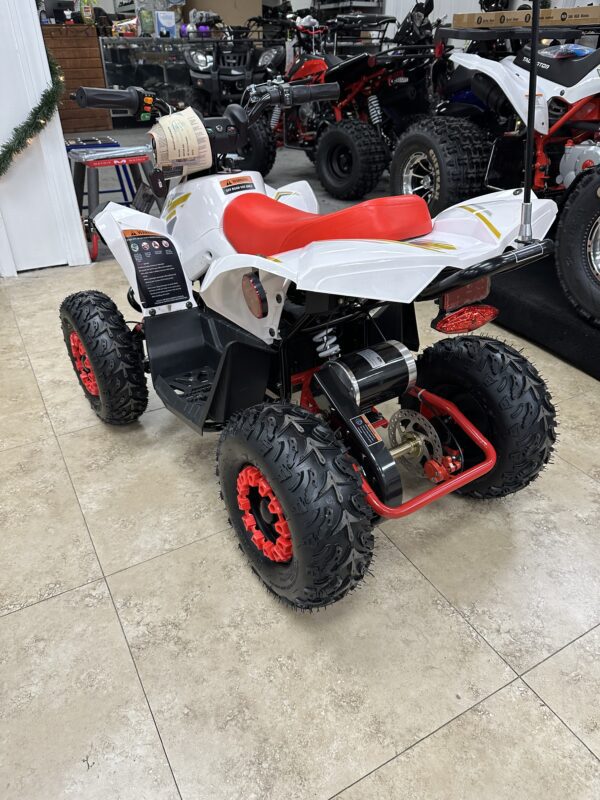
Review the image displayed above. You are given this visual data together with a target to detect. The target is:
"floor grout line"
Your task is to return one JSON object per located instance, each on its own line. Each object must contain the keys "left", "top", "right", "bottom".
{"left": 0, "top": 528, "right": 230, "bottom": 624}
{"left": 521, "top": 677, "right": 600, "bottom": 764}
{"left": 554, "top": 450, "right": 600, "bottom": 487}
{"left": 380, "top": 524, "right": 600, "bottom": 693}
{"left": 378, "top": 526, "right": 520, "bottom": 678}
{"left": 519, "top": 620, "right": 600, "bottom": 678}
{"left": 328, "top": 676, "right": 520, "bottom": 799}
{"left": 10, "top": 308, "right": 185, "bottom": 800}
{"left": 0, "top": 577, "right": 105, "bottom": 621}
{"left": 0, "top": 433, "right": 57, "bottom": 456}
{"left": 104, "top": 525, "right": 229, "bottom": 579}
{"left": 102, "top": 578, "right": 185, "bottom": 800}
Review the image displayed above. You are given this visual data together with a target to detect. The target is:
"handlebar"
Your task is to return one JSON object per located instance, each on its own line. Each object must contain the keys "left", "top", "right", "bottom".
{"left": 71, "top": 86, "right": 143, "bottom": 113}
{"left": 245, "top": 81, "right": 340, "bottom": 109}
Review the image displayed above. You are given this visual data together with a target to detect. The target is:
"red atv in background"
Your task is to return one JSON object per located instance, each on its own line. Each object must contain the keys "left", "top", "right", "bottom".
{"left": 266, "top": 2, "right": 438, "bottom": 200}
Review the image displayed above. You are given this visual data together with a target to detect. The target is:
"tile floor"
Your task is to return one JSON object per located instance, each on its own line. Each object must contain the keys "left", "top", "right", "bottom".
{"left": 1, "top": 151, "right": 600, "bottom": 799}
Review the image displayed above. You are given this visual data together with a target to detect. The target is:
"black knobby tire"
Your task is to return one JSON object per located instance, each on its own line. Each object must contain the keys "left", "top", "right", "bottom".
{"left": 390, "top": 117, "right": 493, "bottom": 215}
{"left": 315, "top": 119, "right": 387, "bottom": 200}
{"left": 237, "top": 116, "right": 277, "bottom": 177}
{"left": 217, "top": 403, "right": 374, "bottom": 609}
{"left": 405, "top": 337, "right": 556, "bottom": 499}
{"left": 393, "top": 112, "right": 430, "bottom": 137}
{"left": 60, "top": 290, "right": 148, "bottom": 425}
{"left": 556, "top": 170, "right": 600, "bottom": 328}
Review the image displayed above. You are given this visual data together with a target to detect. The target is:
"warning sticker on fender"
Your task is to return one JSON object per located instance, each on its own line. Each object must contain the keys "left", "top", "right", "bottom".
{"left": 351, "top": 414, "right": 382, "bottom": 448}
{"left": 123, "top": 229, "right": 189, "bottom": 308}
{"left": 220, "top": 175, "right": 255, "bottom": 195}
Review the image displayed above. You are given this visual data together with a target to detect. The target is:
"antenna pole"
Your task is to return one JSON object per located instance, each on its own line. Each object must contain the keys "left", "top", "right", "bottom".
{"left": 519, "top": 0, "right": 541, "bottom": 243}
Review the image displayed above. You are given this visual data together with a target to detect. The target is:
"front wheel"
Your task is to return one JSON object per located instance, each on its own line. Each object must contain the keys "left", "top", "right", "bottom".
{"left": 217, "top": 403, "right": 374, "bottom": 609}
{"left": 556, "top": 170, "right": 600, "bottom": 327}
{"left": 60, "top": 291, "right": 148, "bottom": 424}
{"left": 315, "top": 119, "right": 387, "bottom": 200}
{"left": 404, "top": 337, "right": 557, "bottom": 499}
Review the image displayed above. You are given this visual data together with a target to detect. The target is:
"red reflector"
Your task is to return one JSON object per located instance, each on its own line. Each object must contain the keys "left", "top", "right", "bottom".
{"left": 434, "top": 304, "right": 498, "bottom": 334}
{"left": 442, "top": 277, "right": 491, "bottom": 312}
{"left": 582, "top": 159, "right": 595, "bottom": 171}
{"left": 242, "top": 272, "right": 268, "bottom": 319}
{"left": 434, "top": 41, "right": 445, "bottom": 59}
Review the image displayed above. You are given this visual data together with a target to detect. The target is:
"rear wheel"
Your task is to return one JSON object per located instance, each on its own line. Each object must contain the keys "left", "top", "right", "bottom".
{"left": 404, "top": 337, "right": 557, "bottom": 498}
{"left": 60, "top": 291, "right": 148, "bottom": 424}
{"left": 217, "top": 403, "right": 374, "bottom": 609}
{"left": 390, "top": 117, "right": 492, "bottom": 214}
{"left": 556, "top": 170, "right": 600, "bottom": 327}
{"left": 315, "top": 119, "right": 387, "bottom": 200}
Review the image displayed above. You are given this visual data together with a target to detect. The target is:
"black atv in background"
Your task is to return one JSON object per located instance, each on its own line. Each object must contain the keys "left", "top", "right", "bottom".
{"left": 184, "top": 13, "right": 287, "bottom": 176}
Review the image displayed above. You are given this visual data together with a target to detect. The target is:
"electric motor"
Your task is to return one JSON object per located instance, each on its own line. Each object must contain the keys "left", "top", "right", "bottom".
{"left": 327, "top": 340, "right": 416, "bottom": 409}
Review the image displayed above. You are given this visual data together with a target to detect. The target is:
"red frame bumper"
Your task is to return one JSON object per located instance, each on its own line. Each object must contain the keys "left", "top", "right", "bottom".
{"left": 361, "top": 387, "right": 497, "bottom": 519}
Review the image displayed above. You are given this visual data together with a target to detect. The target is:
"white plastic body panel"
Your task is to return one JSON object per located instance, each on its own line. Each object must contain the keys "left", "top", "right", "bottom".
{"left": 95, "top": 168, "right": 556, "bottom": 339}
{"left": 93, "top": 203, "right": 193, "bottom": 315}
{"left": 451, "top": 51, "right": 600, "bottom": 135}
{"left": 94, "top": 172, "right": 319, "bottom": 315}
{"left": 157, "top": 172, "right": 319, "bottom": 281}
{"left": 201, "top": 190, "right": 557, "bottom": 343}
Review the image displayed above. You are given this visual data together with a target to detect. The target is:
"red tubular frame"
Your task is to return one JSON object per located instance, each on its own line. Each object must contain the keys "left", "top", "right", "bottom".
{"left": 361, "top": 387, "right": 497, "bottom": 519}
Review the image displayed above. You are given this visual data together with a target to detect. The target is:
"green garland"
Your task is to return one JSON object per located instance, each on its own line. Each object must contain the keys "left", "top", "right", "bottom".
{"left": 0, "top": 52, "right": 64, "bottom": 179}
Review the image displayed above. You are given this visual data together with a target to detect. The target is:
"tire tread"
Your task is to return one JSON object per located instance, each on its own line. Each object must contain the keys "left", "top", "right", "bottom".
{"left": 217, "top": 403, "right": 374, "bottom": 609}
{"left": 60, "top": 290, "right": 148, "bottom": 425}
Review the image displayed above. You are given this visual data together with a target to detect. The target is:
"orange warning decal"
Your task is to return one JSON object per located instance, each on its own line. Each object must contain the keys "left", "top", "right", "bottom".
{"left": 123, "top": 229, "right": 156, "bottom": 238}
{"left": 220, "top": 175, "right": 255, "bottom": 195}
{"left": 351, "top": 414, "right": 382, "bottom": 447}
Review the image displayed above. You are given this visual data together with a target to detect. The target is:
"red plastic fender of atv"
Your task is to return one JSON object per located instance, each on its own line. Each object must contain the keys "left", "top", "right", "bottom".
{"left": 360, "top": 387, "right": 497, "bottom": 518}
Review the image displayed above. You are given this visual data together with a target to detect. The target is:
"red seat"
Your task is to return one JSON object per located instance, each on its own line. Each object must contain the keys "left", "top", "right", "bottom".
{"left": 223, "top": 193, "right": 432, "bottom": 256}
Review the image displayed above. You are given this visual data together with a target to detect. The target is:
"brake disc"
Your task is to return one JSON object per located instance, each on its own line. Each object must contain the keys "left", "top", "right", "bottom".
{"left": 388, "top": 408, "right": 443, "bottom": 469}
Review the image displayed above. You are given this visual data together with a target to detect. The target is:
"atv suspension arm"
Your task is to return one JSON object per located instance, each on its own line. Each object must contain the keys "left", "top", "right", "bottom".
{"left": 361, "top": 387, "right": 497, "bottom": 518}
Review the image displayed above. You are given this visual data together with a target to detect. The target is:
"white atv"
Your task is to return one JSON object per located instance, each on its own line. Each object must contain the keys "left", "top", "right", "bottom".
{"left": 391, "top": 40, "right": 600, "bottom": 326}
{"left": 60, "top": 80, "right": 557, "bottom": 609}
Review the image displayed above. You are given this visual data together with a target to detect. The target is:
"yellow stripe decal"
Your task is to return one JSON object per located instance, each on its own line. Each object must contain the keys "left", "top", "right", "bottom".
{"left": 459, "top": 205, "right": 501, "bottom": 239}
{"left": 475, "top": 211, "right": 501, "bottom": 239}
{"left": 166, "top": 192, "right": 191, "bottom": 212}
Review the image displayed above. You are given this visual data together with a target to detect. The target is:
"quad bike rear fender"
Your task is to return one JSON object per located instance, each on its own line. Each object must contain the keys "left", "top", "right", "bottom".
{"left": 201, "top": 190, "right": 557, "bottom": 343}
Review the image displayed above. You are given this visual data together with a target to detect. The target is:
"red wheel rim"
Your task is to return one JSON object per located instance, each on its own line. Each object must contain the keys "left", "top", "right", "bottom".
{"left": 69, "top": 331, "right": 99, "bottom": 396}
{"left": 236, "top": 465, "right": 293, "bottom": 563}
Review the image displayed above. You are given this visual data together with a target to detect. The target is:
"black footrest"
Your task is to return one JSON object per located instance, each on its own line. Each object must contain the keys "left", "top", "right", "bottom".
{"left": 145, "top": 307, "right": 273, "bottom": 434}
{"left": 154, "top": 368, "right": 215, "bottom": 431}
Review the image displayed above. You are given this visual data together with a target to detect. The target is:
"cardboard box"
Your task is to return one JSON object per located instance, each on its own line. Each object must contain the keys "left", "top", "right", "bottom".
{"left": 540, "top": 6, "right": 600, "bottom": 26}
{"left": 453, "top": 6, "right": 600, "bottom": 29}
{"left": 452, "top": 10, "right": 533, "bottom": 29}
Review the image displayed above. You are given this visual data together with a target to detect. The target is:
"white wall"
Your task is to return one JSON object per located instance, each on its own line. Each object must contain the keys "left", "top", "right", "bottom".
{"left": 0, "top": 0, "right": 90, "bottom": 276}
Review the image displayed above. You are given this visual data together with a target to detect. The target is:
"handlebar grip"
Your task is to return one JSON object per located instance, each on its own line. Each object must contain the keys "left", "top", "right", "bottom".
{"left": 71, "top": 86, "right": 141, "bottom": 113}
{"left": 289, "top": 82, "right": 340, "bottom": 105}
